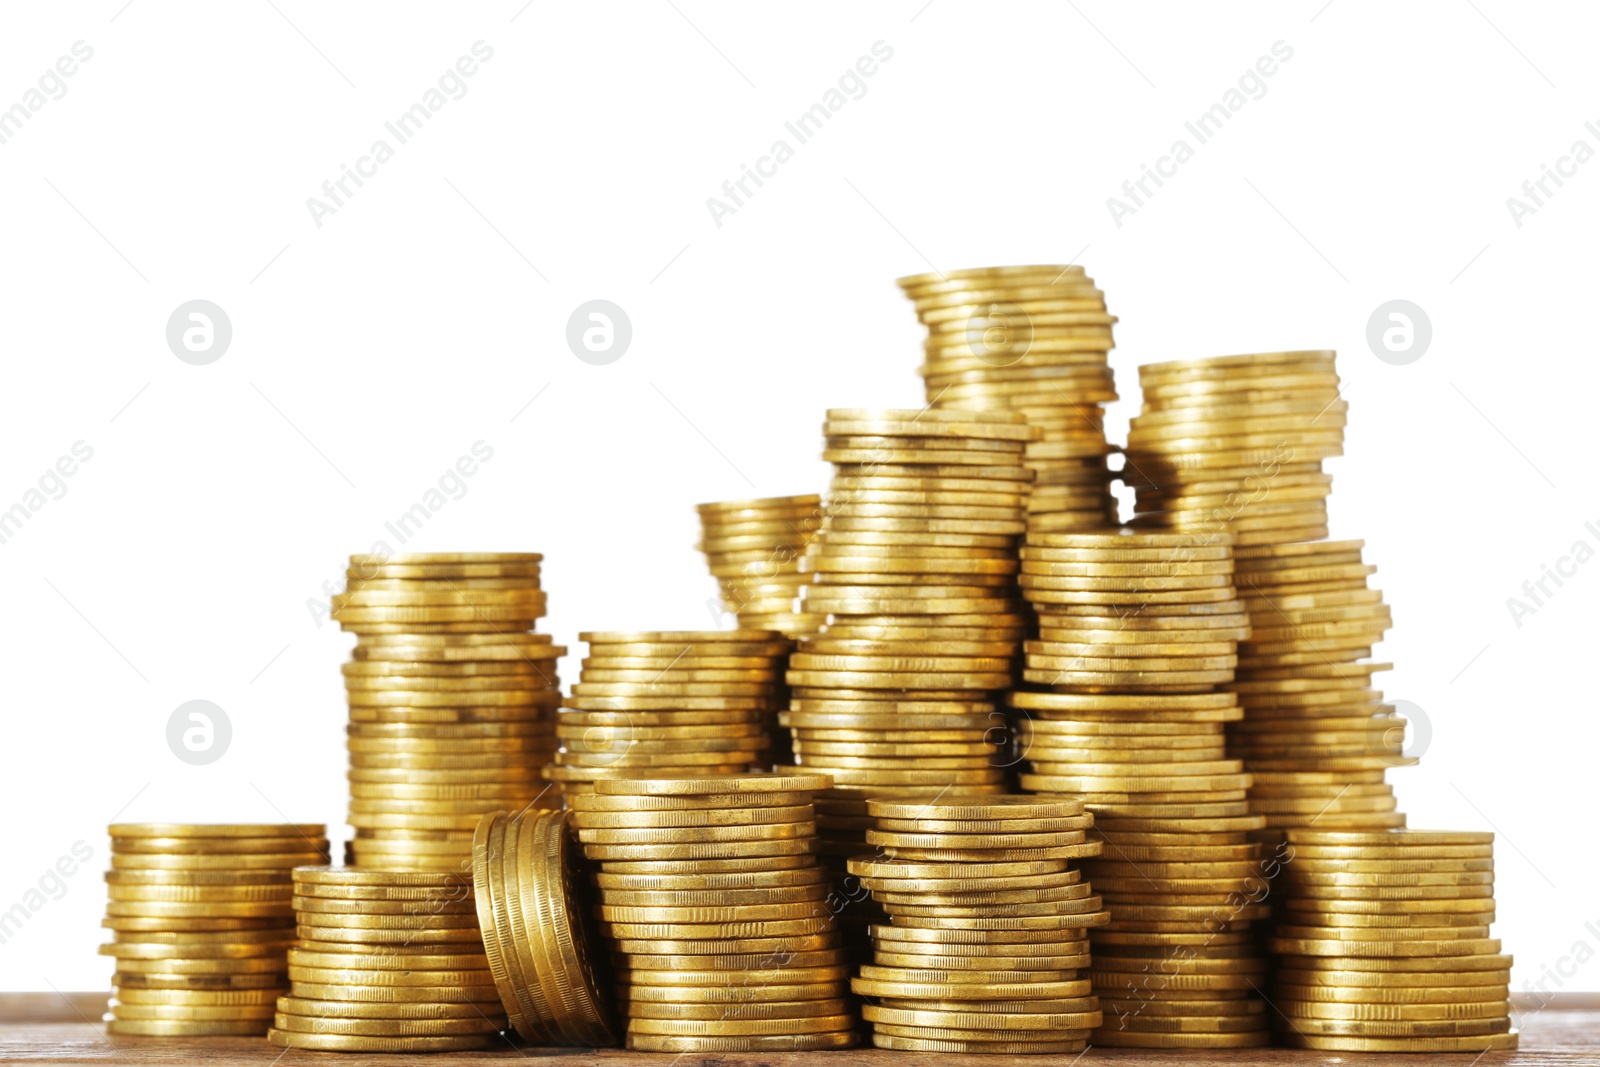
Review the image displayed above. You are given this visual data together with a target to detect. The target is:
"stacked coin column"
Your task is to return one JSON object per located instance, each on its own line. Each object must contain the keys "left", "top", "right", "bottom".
{"left": 1230, "top": 541, "right": 1407, "bottom": 835}
{"left": 101, "top": 823, "right": 328, "bottom": 1037}
{"left": 546, "top": 631, "right": 786, "bottom": 800}
{"left": 334, "top": 553, "right": 563, "bottom": 870}
{"left": 569, "top": 772, "right": 858, "bottom": 1053}
{"left": 470, "top": 808, "right": 617, "bottom": 1046}
{"left": 1014, "top": 528, "right": 1275, "bottom": 1050}
{"left": 785, "top": 407, "right": 1034, "bottom": 890}
{"left": 848, "top": 794, "right": 1110, "bottom": 1055}
{"left": 270, "top": 867, "right": 506, "bottom": 1053}
{"left": 1268, "top": 829, "right": 1516, "bottom": 1054}
{"left": 896, "top": 265, "right": 1120, "bottom": 524}
{"left": 1124, "top": 351, "right": 1343, "bottom": 543}
{"left": 695, "top": 494, "right": 827, "bottom": 638}
{"left": 696, "top": 495, "right": 829, "bottom": 764}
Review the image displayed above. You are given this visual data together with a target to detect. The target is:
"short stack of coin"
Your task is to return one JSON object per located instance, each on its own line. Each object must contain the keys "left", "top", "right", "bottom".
{"left": 896, "top": 265, "right": 1119, "bottom": 524}
{"left": 848, "top": 794, "right": 1109, "bottom": 1054}
{"left": 1269, "top": 830, "right": 1516, "bottom": 1053}
{"left": 696, "top": 494, "right": 827, "bottom": 637}
{"left": 269, "top": 866, "right": 506, "bottom": 1053}
{"left": 569, "top": 772, "right": 857, "bottom": 1052}
{"left": 471, "top": 808, "right": 616, "bottom": 1046}
{"left": 789, "top": 408, "right": 1033, "bottom": 872}
{"left": 1228, "top": 540, "right": 1409, "bottom": 836}
{"left": 336, "top": 553, "right": 564, "bottom": 870}
{"left": 548, "top": 631, "right": 787, "bottom": 799}
{"left": 1124, "top": 351, "right": 1343, "bottom": 544}
{"left": 102, "top": 823, "right": 328, "bottom": 1037}
{"left": 1014, "top": 527, "right": 1274, "bottom": 1048}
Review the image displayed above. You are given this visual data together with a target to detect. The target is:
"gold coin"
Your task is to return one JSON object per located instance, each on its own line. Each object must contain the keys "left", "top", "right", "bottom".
{"left": 267, "top": 1030, "right": 496, "bottom": 1051}
{"left": 625, "top": 1031, "right": 857, "bottom": 1051}
{"left": 106, "top": 1018, "right": 272, "bottom": 1036}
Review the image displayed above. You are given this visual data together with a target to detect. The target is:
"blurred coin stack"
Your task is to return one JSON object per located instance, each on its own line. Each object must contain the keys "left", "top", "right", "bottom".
{"left": 789, "top": 408, "right": 1033, "bottom": 897}
{"left": 1014, "top": 528, "right": 1274, "bottom": 1049}
{"left": 1229, "top": 540, "right": 1408, "bottom": 836}
{"left": 102, "top": 823, "right": 328, "bottom": 1037}
{"left": 848, "top": 795, "right": 1109, "bottom": 1054}
{"left": 1124, "top": 351, "right": 1342, "bottom": 544}
{"left": 471, "top": 809, "right": 616, "bottom": 1046}
{"left": 897, "top": 266, "right": 1119, "bottom": 524}
{"left": 335, "top": 553, "right": 563, "bottom": 870}
{"left": 1268, "top": 830, "right": 1516, "bottom": 1053}
{"left": 570, "top": 773, "right": 858, "bottom": 1052}
{"left": 270, "top": 867, "right": 505, "bottom": 1052}
{"left": 548, "top": 631, "right": 786, "bottom": 799}
{"left": 695, "top": 494, "right": 827, "bottom": 637}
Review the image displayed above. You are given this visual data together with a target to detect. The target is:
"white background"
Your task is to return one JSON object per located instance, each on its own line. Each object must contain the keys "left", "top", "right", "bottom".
{"left": 1, "top": 0, "right": 1595, "bottom": 997}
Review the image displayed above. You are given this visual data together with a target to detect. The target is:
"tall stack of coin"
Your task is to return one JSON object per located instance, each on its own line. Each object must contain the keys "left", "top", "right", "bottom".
{"left": 102, "top": 823, "right": 327, "bottom": 1037}
{"left": 335, "top": 553, "right": 563, "bottom": 870}
{"left": 848, "top": 794, "right": 1109, "bottom": 1054}
{"left": 788, "top": 408, "right": 1033, "bottom": 888}
{"left": 695, "top": 494, "right": 827, "bottom": 637}
{"left": 897, "top": 266, "right": 1119, "bottom": 524}
{"left": 269, "top": 867, "right": 506, "bottom": 1052}
{"left": 1013, "top": 528, "right": 1274, "bottom": 1049}
{"left": 1229, "top": 540, "right": 1408, "bottom": 835}
{"left": 569, "top": 772, "right": 858, "bottom": 1052}
{"left": 1124, "top": 351, "right": 1342, "bottom": 543}
{"left": 471, "top": 808, "right": 616, "bottom": 1046}
{"left": 547, "top": 631, "right": 787, "bottom": 799}
{"left": 1269, "top": 830, "right": 1516, "bottom": 1053}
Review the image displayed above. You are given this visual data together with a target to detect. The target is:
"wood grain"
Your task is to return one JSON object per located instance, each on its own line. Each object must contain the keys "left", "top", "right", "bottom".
{"left": 0, "top": 994, "right": 1593, "bottom": 1064}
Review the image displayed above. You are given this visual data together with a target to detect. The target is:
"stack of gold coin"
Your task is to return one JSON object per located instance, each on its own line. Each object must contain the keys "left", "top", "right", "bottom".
{"left": 1268, "top": 830, "right": 1516, "bottom": 1053}
{"left": 1124, "top": 351, "right": 1343, "bottom": 544}
{"left": 102, "top": 823, "right": 328, "bottom": 1037}
{"left": 1019, "top": 528, "right": 1249, "bottom": 693}
{"left": 789, "top": 408, "right": 1033, "bottom": 865}
{"left": 470, "top": 808, "right": 616, "bottom": 1046}
{"left": 569, "top": 772, "right": 858, "bottom": 1052}
{"left": 847, "top": 794, "right": 1109, "bottom": 1054}
{"left": 1228, "top": 540, "right": 1408, "bottom": 835}
{"left": 336, "top": 553, "right": 564, "bottom": 870}
{"left": 268, "top": 867, "right": 506, "bottom": 1052}
{"left": 695, "top": 494, "right": 827, "bottom": 637}
{"left": 1014, "top": 527, "right": 1273, "bottom": 1048}
{"left": 548, "top": 631, "right": 787, "bottom": 799}
{"left": 896, "top": 265, "right": 1119, "bottom": 523}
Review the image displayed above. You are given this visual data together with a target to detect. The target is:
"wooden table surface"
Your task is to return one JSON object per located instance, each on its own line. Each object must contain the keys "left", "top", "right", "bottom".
{"left": 1, "top": 993, "right": 1593, "bottom": 1065}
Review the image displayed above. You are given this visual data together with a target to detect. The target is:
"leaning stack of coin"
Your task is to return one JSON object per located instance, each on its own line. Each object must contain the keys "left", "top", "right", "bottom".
{"left": 268, "top": 867, "right": 506, "bottom": 1053}
{"left": 696, "top": 494, "right": 827, "bottom": 637}
{"left": 847, "top": 794, "right": 1109, "bottom": 1054}
{"left": 896, "top": 265, "right": 1119, "bottom": 524}
{"left": 470, "top": 808, "right": 616, "bottom": 1046}
{"left": 569, "top": 772, "right": 858, "bottom": 1052}
{"left": 548, "top": 631, "right": 788, "bottom": 799}
{"left": 336, "top": 553, "right": 564, "bottom": 870}
{"left": 1124, "top": 351, "right": 1343, "bottom": 544}
{"left": 1013, "top": 527, "right": 1274, "bottom": 1048}
{"left": 1228, "top": 540, "right": 1409, "bottom": 835}
{"left": 102, "top": 823, "right": 328, "bottom": 1037}
{"left": 1268, "top": 830, "right": 1517, "bottom": 1053}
